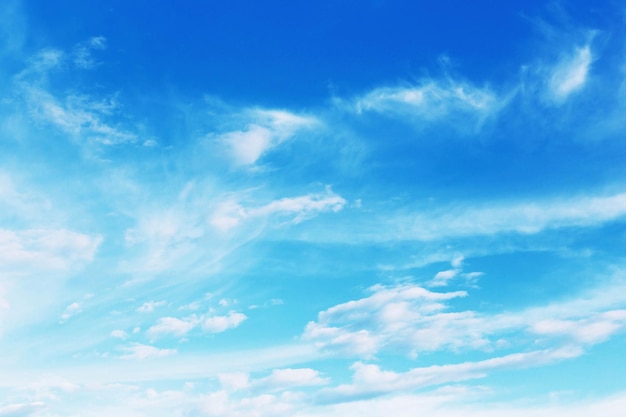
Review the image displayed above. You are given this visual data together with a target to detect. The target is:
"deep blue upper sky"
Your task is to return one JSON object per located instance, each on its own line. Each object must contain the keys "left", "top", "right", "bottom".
{"left": 23, "top": 0, "right": 573, "bottom": 105}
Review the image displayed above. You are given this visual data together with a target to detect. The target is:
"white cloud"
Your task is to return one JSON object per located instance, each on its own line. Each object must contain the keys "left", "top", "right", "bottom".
{"left": 73, "top": 36, "right": 106, "bottom": 69}
{"left": 303, "top": 274, "right": 626, "bottom": 359}
{"left": 303, "top": 284, "right": 468, "bottom": 357}
{"left": 60, "top": 301, "right": 82, "bottom": 322}
{"left": 13, "top": 43, "right": 138, "bottom": 147}
{"left": 119, "top": 343, "right": 176, "bottom": 360}
{"left": 351, "top": 78, "right": 499, "bottom": 130}
{"left": 0, "top": 228, "right": 101, "bottom": 273}
{"left": 219, "top": 368, "right": 329, "bottom": 393}
{"left": 428, "top": 257, "right": 482, "bottom": 288}
{"left": 209, "top": 200, "right": 247, "bottom": 232}
{"left": 298, "top": 389, "right": 626, "bottom": 417}
{"left": 254, "top": 368, "right": 329, "bottom": 391}
{"left": 430, "top": 191, "right": 626, "bottom": 237}
{"left": 202, "top": 311, "right": 247, "bottom": 333}
{"left": 136, "top": 301, "right": 166, "bottom": 313}
{"left": 20, "top": 87, "right": 137, "bottom": 146}
{"left": 251, "top": 188, "right": 346, "bottom": 224}
{"left": 451, "top": 256, "right": 464, "bottom": 268}
{"left": 549, "top": 45, "right": 592, "bottom": 102}
{"left": 145, "top": 308, "right": 248, "bottom": 340}
{"left": 218, "top": 372, "right": 250, "bottom": 391}
{"left": 429, "top": 269, "right": 459, "bottom": 287}
{"left": 110, "top": 330, "right": 128, "bottom": 339}
{"left": 147, "top": 317, "right": 196, "bottom": 339}
{"left": 530, "top": 310, "right": 626, "bottom": 344}
{"left": 320, "top": 347, "right": 581, "bottom": 402}
{"left": 0, "top": 402, "right": 45, "bottom": 417}
{"left": 209, "top": 187, "right": 346, "bottom": 232}
{"left": 0, "top": 172, "right": 51, "bottom": 221}
{"left": 332, "top": 191, "right": 626, "bottom": 243}
{"left": 220, "top": 109, "right": 318, "bottom": 166}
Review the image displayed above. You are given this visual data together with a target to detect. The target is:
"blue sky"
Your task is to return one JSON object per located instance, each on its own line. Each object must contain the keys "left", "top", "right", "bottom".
{"left": 1, "top": 0, "right": 626, "bottom": 416}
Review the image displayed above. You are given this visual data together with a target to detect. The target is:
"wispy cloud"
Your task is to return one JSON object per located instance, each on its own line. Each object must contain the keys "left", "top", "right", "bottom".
{"left": 12, "top": 44, "right": 139, "bottom": 148}
{"left": 299, "top": 389, "right": 626, "bottom": 417}
{"left": 73, "top": 36, "right": 106, "bottom": 69}
{"left": 349, "top": 77, "right": 501, "bottom": 131}
{"left": 217, "top": 109, "right": 319, "bottom": 166}
{"left": 0, "top": 402, "right": 45, "bottom": 417}
{"left": 319, "top": 346, "right": 581, "bottom": 402}
{"left": 547, "top": 45, "right": 593, "bottom": 103}
{"left": 120, "top": 184, "right": 345, "bottom": 275}
{"left": 307, "top": 191, "right": 626, "bottom": 243}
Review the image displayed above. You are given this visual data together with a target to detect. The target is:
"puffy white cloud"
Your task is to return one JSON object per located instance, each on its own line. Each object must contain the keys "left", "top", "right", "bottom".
{"left": 59, "top": 301, "right": 82, "bottom": 322}
{"left": 530, "top": 310, "right": 626, "bottom": 344}
{"left": 147, "top": 317, "right": 196, "bottom": 339}
{"left": 202, "top": 311, "right": 247, "bottom": 333}
{"left": 119, "top": 343, "right": 176, "bottom": 360}
{"left": 303, "top": 275, "right": 626, "bottom": 359}
{"left": 303, "top": 284, "right": 468, "bottom": 356}
{"left": 145, "top": 309, "right": 247, "bottom": 340}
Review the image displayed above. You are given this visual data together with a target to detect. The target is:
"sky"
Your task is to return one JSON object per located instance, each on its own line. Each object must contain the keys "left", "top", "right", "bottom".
{"left": 1, "top": 0, "right": 626, "bottom": 416}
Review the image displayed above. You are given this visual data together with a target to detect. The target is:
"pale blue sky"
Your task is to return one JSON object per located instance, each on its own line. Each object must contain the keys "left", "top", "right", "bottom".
{"left": 1, "top": 1, "right": 626, "bottom": 416}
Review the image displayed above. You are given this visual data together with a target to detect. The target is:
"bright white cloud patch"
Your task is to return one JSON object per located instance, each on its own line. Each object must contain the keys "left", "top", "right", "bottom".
{"left": 202, "top": 311, "right": 247, "bottom": 333}
{"left": 147, "top": 317, "right": 196, "bottom": 339}
{"left": 549, "top": 45, "right": 592, "bottom": 102}
{"left": 221, "top": 109, "right": 318, "bottom": 166}
{"left": 304, "top": 276, "right": 626, "bottom": 358}
{"left": 119, "top": 343, "right": 177, "bottom": 360}
{"left": 0, "top": 229, "right": 101, "bottom": 273}
{"left": 136, "top": 301, "right": 166, "bottom": 313}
